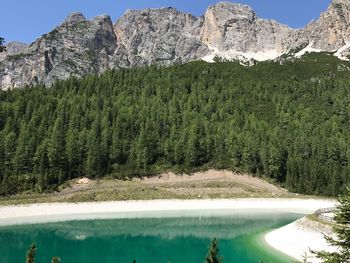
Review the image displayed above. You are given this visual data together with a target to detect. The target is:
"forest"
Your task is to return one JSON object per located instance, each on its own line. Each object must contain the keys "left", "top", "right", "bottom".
{"left": 1, "top": 52, "right": 350, "bottom": 196}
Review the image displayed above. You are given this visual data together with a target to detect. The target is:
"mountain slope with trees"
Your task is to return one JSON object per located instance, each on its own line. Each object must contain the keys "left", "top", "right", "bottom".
{"left": 1, "top": 53, "right": 350, "bottom": 196}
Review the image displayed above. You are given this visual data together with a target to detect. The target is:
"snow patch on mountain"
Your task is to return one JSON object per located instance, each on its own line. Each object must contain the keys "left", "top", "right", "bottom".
{"left": 334, "top": 42, "right": 350, "bottom": 61}
{"left": 295, "top": 43, "right": 323, "bottom": 58}
{"left": 202, "top": 46, "right": 281, "bottom": 63}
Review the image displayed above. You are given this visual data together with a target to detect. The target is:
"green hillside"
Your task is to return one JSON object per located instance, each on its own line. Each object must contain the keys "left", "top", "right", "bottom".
{"left": 1, "top": 53, "right": 350, "bottom": 196}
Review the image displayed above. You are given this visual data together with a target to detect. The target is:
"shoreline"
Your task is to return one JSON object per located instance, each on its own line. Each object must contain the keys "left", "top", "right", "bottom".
{"left": 265, "top": 212, "right": 337, "bottom": 263}
{"left": 0, "top": 198, "right": 336, "bottom": 226}
{"left": 0, "top": 198, "right": 337, "bottom": 262}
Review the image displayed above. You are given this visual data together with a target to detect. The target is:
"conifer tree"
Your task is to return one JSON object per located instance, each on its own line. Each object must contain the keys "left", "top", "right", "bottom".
{"left": 48, "top": 117, "right": 66, "bottom": 175}
{"left": 205, "top": 238, "right": 222, "bottom": 263}
{"left": 314, "top": 186, "right": 350, "bottom": 262}
{"left": 85, "top": 117, "right": 102, "bottom": 177}
{"left": 14, "top": 121, "right": 30, "bottom": 174}
{"left": 65, "top": 116, "right": 82, "bottom": 177}
{"left": 25, "top": 244, "right": 36, "bottom": 263}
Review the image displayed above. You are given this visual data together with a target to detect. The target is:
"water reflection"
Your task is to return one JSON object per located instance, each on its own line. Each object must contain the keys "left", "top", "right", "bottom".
{"left": 0, "top": 211, "right": 302, "bottom": 263}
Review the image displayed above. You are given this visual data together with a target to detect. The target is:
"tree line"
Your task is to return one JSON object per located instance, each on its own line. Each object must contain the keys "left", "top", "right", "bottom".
{"left": 1, "top": 55, "right": 350, "bottom": 196}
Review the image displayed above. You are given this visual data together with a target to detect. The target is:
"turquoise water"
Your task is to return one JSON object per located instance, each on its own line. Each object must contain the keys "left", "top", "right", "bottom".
{"left": 0, "top": 211, "right": 302, "bottom": 263}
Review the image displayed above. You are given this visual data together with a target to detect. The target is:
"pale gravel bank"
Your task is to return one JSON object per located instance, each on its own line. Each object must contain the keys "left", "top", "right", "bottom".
{"left": 0, "top": 198, "right": 336, "bottom": 227}
{"left": 265, "top": 205, "right": 338, "bottom": 263}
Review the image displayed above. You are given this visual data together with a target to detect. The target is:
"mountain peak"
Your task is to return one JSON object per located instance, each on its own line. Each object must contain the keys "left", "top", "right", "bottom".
{"left": 64, "top": 12, "right": 86, "bottom": 24}
{"left": 123, "top": 6, "right": 181, "bottom": 16}
{"left": 331, "top": 0, "right": 350, "bottom": 5}
{"left": 208, "top": 1, "right": 255, "bottom": 20}
{"left": 92, "top": 14, "right": 113, "bottom": 25}
{"left": 210, "top": 1, "right": 253, "bottom": 9}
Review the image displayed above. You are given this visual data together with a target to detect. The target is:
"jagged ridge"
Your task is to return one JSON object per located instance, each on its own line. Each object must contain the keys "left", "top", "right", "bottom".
{"left": 1, "top": 0, "right": 350, "bottom": 88}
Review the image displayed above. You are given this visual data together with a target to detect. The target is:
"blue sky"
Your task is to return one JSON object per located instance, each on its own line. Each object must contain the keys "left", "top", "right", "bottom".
{"left": 2, "top": 0, "right": 331, "bottom": 44}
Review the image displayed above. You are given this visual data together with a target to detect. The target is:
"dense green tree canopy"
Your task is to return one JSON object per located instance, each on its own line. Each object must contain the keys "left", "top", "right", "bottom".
{"left": 0, "top": 53, "right": 350, "bottom": 196}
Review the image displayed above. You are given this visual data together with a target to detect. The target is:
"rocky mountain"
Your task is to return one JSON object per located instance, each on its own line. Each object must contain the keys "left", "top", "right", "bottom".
{"left": 200, "top": 2, "right": 295, "bottom": 62}
{"left": 0, "top": 42, "right": 28, "bottom": 61}
{"left": 112, "top": 7, "right": 209, "bottom": 67}
{"left": 0, "top": 13, "right": 116, "bottom": 88}
{"left": 305, "top": 0, "right": 350, "bottom": 50}
{"left": 286, "top": 0, "right": 350, "bottom": 59}
{"left": 1, "top": 0, "right": 350, "bottom": 88}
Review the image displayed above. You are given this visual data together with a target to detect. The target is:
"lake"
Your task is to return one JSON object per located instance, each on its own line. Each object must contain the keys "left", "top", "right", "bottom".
{"left": 0, "top": 211, "right": 302, "bottom": 263}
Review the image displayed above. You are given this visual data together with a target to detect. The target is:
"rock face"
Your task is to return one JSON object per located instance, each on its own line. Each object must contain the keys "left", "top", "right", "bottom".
{"left": 1, "top": 0, "right": 350, "bottom": 88}
{"left": 0, "top": 13, "right": 116, "bottom": 88}
{"left": 305, "top": 0, "right": 350, "bottom": 50}
{"left": 0, "top": 42, "right": 28, "bottom": 61}
{"left": 200, "top": 2, "right": 294, "bottom": 62}
{"left": 112, "top": 7, "right": 208, "bottom": 67}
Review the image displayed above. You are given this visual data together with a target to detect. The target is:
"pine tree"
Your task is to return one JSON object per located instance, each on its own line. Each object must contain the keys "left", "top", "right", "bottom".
{"left": 25, "top": 244, "right": 36, "bottom": 263}
{"left": 65, "top": 115, "right": 82, "bottom": 178}
{"left": 85, "top": 117, "right": 102, "bottom": 177}
{"left": 110, "top": 128, "right": 125, "bottom": 165}
{"left": 314, "top": 187, "right": 350, "bottom": 262}
{"left": 100, "top": 114, "right": 112, "bottom": 173}
{"left": 14, "top": 121, "right": 30, "bottom": 174}
{"left": 4, "top": 132, "right": 17, "bottom": 170}
{"left": 205, "top": 238, "right": 222, "bottom": 263}
{"left": 185, "top": 122, "right": 201, "bottom": 167}
{"left": 48, "top": 117, "right": 66, "bottom": 178}
{"left": 33, "top": 139, "right": 50, "bottom": 191}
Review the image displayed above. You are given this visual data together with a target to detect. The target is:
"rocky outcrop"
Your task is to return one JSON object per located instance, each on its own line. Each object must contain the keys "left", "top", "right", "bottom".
{"left": 112, "top": 7, "right": 208, "bottom": 67}
{"left": 0, "top": 13, "right": 116, "bottom": 88}
{"left": 1, "top": 0, "right": 350, "bottom": 88}
{"left": 305, "top": 0, "right": 350, "bottom": 50}
{"left": 200, "top": 2, "right": 294, "bottom": 62}
{"left": 0, "top": 42, "right": 28, "bottom": 61}
{"left": 287, "top": 0, "right": 350, "bottom": 58}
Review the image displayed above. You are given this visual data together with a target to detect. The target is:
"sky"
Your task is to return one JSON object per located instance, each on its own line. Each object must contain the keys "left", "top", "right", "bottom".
{"left": 1, "top": 0, "right": 332, "bottom": 44}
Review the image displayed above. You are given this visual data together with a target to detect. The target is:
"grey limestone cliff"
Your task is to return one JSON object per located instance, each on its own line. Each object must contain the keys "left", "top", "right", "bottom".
{"left": 1, "top": 0, "right": 350, "bottom": 88}
{"left": 112, "top": 7, "right": 209, "bottom": 67}
{"left": 200, "top": 2, "right": 294, "bottom": 61}
{"left": 0, "top": 13, "right": 116, "bottom": 88}
{"left": 0, "top": 42, "right": 28, "bottom": 61}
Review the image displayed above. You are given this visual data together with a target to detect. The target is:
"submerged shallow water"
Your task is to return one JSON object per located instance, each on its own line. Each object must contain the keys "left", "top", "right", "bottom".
{"left": 0, "top": 211, "right": 302, "bottom": 263}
